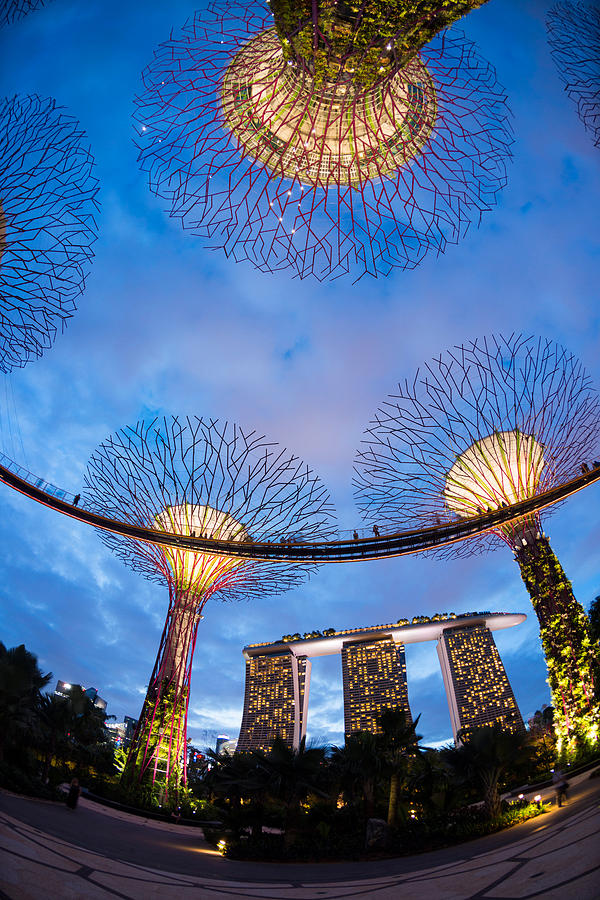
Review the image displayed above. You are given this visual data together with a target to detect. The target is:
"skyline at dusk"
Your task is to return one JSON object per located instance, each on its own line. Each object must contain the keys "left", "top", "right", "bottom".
{"left": 0, "top": 0, "right": 598, "bottom": 751}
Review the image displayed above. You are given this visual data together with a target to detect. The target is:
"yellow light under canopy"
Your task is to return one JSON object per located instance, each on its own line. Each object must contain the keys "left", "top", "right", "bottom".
{"left": 444, "top": 430, "right": 545, "bottom": 518}
{"left": 155, "top": 504, "right": 250, "bottom": 592}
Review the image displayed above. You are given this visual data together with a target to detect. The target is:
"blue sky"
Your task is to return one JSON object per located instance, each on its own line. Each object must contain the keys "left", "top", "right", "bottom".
{"left": 0, "top": 0, "right": 598, "bottom": 750}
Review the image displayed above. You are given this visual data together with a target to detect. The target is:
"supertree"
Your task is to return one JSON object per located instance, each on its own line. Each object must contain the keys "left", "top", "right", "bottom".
{"left": 134, "top": 0, "right": 512, "bottom": 281}
{"left": 0, "top": 94, "right": 99, "bottom": 373}
{"left": 0, "top": 0, "right": 51, "bottom": 27}
{"left": 354, "top": 334, "right": 600, "bottom": 756}
{"left": 84, "top": 416, "right": 335, "bottom": 797}
{"left": 547, "top": 3, "right": 600, "bottom": 149}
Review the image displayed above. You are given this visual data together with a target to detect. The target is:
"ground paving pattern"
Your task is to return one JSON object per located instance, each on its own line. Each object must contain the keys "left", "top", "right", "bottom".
{"left": 1, "top": 780, "right": 599, "bottom": 899}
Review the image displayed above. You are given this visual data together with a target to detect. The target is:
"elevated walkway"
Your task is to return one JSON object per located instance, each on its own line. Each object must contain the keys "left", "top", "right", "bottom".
{"left": 1, "top": 452, "right": 599, "bottom": 562}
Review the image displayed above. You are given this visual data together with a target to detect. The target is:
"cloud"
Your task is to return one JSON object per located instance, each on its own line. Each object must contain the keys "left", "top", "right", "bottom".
{"left": 0, "top": 0, "right": 598, "bottom": 748}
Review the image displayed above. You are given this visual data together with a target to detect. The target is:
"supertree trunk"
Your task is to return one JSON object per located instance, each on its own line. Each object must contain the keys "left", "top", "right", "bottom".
{"left": 514, "top": 536, "right": 600, "bottom": 755}
{"left": 85, "top": 417, "right": 336, "bottom": 800}
{"left": 354, "top": 335, "right": 600, "bottom": 758}
{"left": 125, "top": 586, "right": 202, "bottom": 798}
{"left": 134, "top": 1, "right": 510, "bottom": 280}
{"left": 270, "top": 0, "right": 491, "bottom": 86}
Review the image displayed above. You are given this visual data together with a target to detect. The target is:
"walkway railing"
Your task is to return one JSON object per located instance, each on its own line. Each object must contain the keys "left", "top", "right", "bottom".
{"left": 0, "top": 451, "right": 599, "bottom": 562}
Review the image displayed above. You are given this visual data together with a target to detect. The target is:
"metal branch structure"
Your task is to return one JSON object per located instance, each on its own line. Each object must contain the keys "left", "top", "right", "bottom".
{"left": 0, "top": 94, "right": 99, "bottom": 373}
{"left": 547, "top": 2, "right": 600, "bottom": 149}
{"left": 355, "top": 334, "right": 600, "bottom": 755}
{"left": 1, "top": 445, "right": 599, "bottom": 560}
{"left": 0, "top": 0, "right": 50, "bottom": 27}
{"left": 134, "top": 0, "right": 512, "bottom": 281}
{"left": 83, "top": 416, "right": 335, "bottom": 797}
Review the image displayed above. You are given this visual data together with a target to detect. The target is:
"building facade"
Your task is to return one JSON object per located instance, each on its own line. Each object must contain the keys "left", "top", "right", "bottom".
{"left": 106, "top": 715, "right": 138, "bottom": 749}
{"left": 437, "top": 624, "right": 524, "bottom": 739}
{"left": 341, "top": 636, "right": 412, "bottom": 735}
{"left": 236, "top": 649, "right": 310, "bottom": 752}
{"left": 239, "top": 612, "right": 525, "bottom": 750}
{"left": 54, "top": 680, "right": 107, "bottom": 712}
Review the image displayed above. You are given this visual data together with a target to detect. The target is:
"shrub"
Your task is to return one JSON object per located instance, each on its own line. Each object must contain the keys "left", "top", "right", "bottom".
{"left": 0, "top": 761, "right": 61, "bottom": 800}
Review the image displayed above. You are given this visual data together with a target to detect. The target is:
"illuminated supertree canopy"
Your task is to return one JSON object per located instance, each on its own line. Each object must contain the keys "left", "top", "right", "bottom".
{"left": 84, "top": 416, "right": 335, "bottom": 795}
{"left": 354, "top": 334, "right": 600, "bottom": 755}
{"left": 547, "top": 2, "right": 600, "bottom": 149}
{"left": 0, "top": 94, "right": 99, "bottom": 373}
{"left": 134, "top": 0, "right": 512, "bottom": 281}
{"left": 0, "top": 0, "right": 50, "bottom": 28}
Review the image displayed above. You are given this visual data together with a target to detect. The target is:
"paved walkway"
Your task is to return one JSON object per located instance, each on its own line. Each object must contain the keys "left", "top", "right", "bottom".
{"left": 1, "top": 778, "right": 599, "bottom": 899}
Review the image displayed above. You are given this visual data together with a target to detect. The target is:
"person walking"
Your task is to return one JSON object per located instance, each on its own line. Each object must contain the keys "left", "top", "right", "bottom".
{"left": 552, "top": 769, "right": 568, "bottom": 807}
{"left": 66, "top": 777, "right": 81, "bottom": 810}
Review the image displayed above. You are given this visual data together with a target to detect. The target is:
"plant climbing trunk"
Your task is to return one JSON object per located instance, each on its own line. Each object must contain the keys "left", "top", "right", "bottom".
{"left": 124, "top": 586, "right": 202, "bottom": 800}
{"left": 515, "top": 535, "right": 600, "bottom": 755}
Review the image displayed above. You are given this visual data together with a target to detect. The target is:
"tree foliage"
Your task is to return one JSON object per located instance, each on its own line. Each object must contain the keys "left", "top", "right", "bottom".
{"left": 271, "top": 1, "right": 490, "bottom": 88}
{"left": 441, "top": 724, "right": 532, "bottom": 820}
{"left": 0, "top": 642, "right": 51, "bottom": 762}
{"left": 588, "top": 595, "right": 600, "bottom": 644}
{"left": 517, "top": 538, "right": 600, "bottom": 756}
{"left": 0, "top": 641, "right": 113, "bottom": 787}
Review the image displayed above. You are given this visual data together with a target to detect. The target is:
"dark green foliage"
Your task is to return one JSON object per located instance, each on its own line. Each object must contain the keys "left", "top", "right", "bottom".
{"left": 123, "top": 679, "right": 188, "bottom": 798}
{"left": 411, "top": 747, "right": 476, "bottom": 819}
{"left": 206, "top": 737, "right": 328, "bottom": 848}
{"left": 203, "top": 714, "right": 558, "bottom": 860}
{"left": 0, "top": 640, "right": 114, "bottom": 797}
{"left": 376, "top": 708, "right": 422, "bottom": 825}
{"left": 86, "top": 771, "right": 218, "bottom": 817}
{"left": 516, "top": 537, "right": 600, "bottom": 756}
{"left": 270, "top": 0, "right": 490, "bottom": 88}
{"left": 524, "top": 706, "right": 557, "bottom": 780}
{"left": 588, "top": 595, "right": 600, "bottom": 644}
{"left": 0, "top": 642, "right": 51, "bottom": 763}
{"left": 35, "top": 685, "right": 114, "bottom": 780}
{"left": 330, "top": 730, "right": 383, "bottom": 818}
{"left": 222, "top": 812, "right": 365, "bottom": 861}
{"left": 0, "top": 761, "right": 61, "bottom": 800}
{"left": 440, "top": 724, "right": 533, "bottom": 820}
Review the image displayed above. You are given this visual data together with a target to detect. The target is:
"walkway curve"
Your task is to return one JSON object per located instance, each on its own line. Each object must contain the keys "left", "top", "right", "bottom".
{"left": 1, "top": 779, "right": 599, "bottom": 899}
{"left": 1, "top": 453, "right": 599, "bottom": 562}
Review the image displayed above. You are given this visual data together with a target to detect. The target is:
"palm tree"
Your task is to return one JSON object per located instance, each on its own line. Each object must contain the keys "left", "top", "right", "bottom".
{"left": 411, "top": 748, "right": 468, "bottom": 820}
{"left": 0, "top": 642, "right": 51, "bottom": 762}
{"left": 35, "top": 685, "right": 114, "bottom": 782}
{"left": 330, "top": 730, "right": 383, "bottom": 819}
{"left": 440, "top": 724, "right": 532, "bottom": 820}
{"left": 260, "top": 737, "right": 327, "bottom": 847}
{"left": 376, "top": 709, "right": 422, "bottom": 827}
{"left": 67, "top": 685, "right": 113, "bottom": 747}
{"left": 205, "top": 747, "right": 270, "bottom": 839}
{"left": 36, "top": 693, "right": 75, "bottom": 781}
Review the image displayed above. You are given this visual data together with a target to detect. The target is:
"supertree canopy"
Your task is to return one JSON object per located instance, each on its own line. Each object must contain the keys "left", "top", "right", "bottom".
{"left": 0, "top": 94, "right": 99, "bottom": 373}
{"left": 0, "top": 0, "right": 50, "bottom": 28}
{"left": 354, "top": 334, "right": 600, "bottom": 755}
{"left": 547, "top": 3, "right": 600, "bottom": 149}
{"left": 84, "top": 416, "right": 335, "bottom": 796}
{"left": 134, "top": 0, "right": 512, "bottom": 281}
